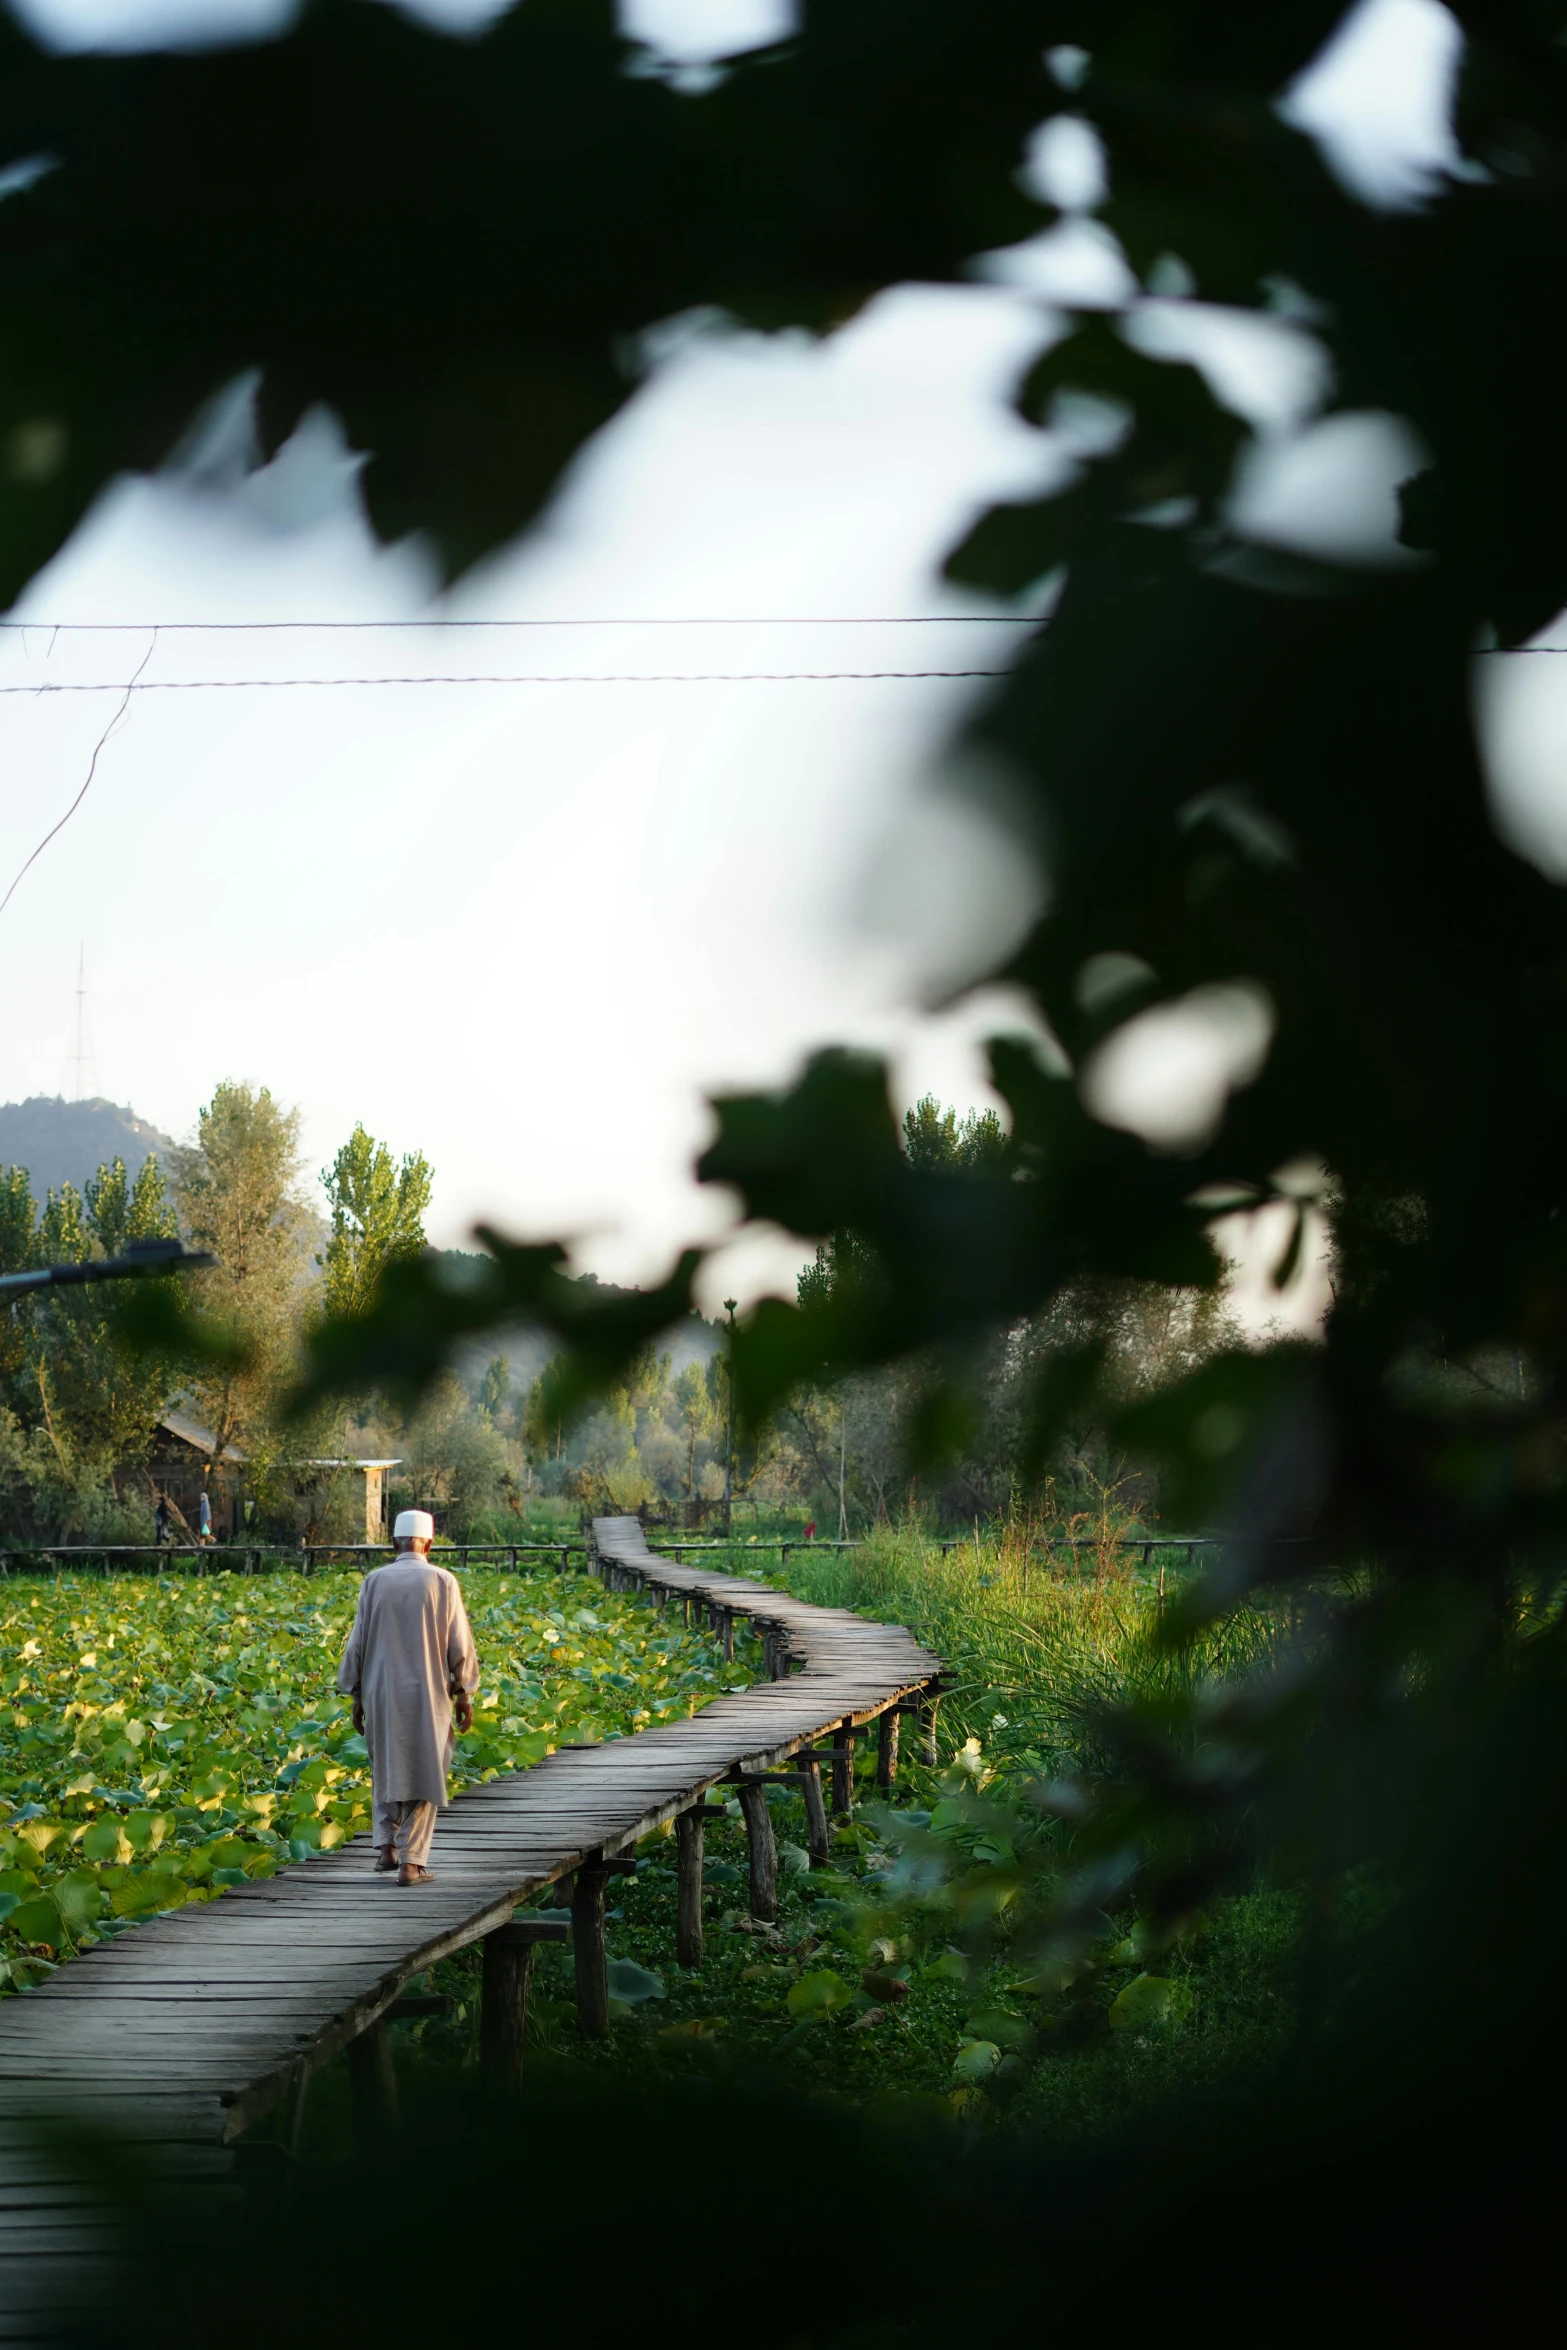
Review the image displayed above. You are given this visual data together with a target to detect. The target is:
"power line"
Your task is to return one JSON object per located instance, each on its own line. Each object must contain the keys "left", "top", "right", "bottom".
{"left": 0, "top": 614, "right": 1040, "bottom": 632}
{"left": 0, "top": 631, "right": 156, "bottom": 923}
{"left": 0, "top": 669, "right": 1012, "bottom": 692}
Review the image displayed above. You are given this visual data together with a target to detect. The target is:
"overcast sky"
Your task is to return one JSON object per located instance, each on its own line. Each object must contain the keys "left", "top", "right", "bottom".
{"left": 1, "top": 0, "right": 1542, "bottom": 1341}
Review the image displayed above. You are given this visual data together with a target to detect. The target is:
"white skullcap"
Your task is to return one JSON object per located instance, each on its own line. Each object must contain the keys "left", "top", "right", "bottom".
{"left": 393, "top": 1509, "right": 435, "bottom": 1541}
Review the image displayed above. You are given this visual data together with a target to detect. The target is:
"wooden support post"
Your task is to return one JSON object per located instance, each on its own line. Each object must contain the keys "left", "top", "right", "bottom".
{"left": 480, "top": 1918, "right": 568, "bottom": 2095}
{"left": 721, "top": 1609, "right": 734, "bottom": 1664}
{"left": 674, "top": 1806, "right": 705, "bottom": 1968}
{"left": 346, "top": 2017, "right": 398, "bottom": 2138}
{"left": 831, "top": 1719, "right": 854, "bottom": 1818}
{"left": 572, "top": 1859, "right": 612, "bottom": 2040}
{"left": 877, "top": 1705, "right": 900, "bottom": 1790}
{"left": 481, "top": 1928, "right": 536, "bottom": 2095}
{"left": 917, "top": 1687, "right": 942, "bottom": 1768}
{"left": 736, "top": 1779, "right": 778, "bottom": 1923}
{"left": 799, "top": 1755, "right": 832, "bottom": 1867}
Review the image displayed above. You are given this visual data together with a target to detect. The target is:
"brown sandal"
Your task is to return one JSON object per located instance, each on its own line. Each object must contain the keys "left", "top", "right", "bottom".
{"left": 374, "top": 1845, "right": 398, "bottom": 1874}
{"left": 398, "top": 1863, "right": 434, "bottom": 1886}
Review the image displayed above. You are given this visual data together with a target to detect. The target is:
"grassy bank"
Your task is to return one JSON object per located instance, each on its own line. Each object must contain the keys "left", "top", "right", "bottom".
{"left": 735, "top": 1521, "right": 1284, "bottom": 1780}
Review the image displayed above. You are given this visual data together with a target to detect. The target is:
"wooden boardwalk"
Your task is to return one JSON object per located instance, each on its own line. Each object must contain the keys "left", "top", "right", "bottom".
{"left": 0, "top": 1517, "right": 939, "bottom": 2335}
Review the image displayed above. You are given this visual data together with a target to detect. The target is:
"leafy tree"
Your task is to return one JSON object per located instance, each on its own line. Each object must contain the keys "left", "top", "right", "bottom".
{"left": 478, "top": 1354, "right": 511, "bottom": 1425}
{"left": 173, "top": 1084, "right": 311, "bottom": 1457}
{"left": 0, "top": 1155, "right": 179, "bottom": 1539}
{"left": 395, "top": 1372, "right": 515, "bottom": 1532}
{"left": 671, "top": 1363, "right": 720, "bottom": 1509}
{"left": 37, "top": 1159, "right": 181, "bottom": 1466}
{"left": 901, "top": 1095, "right": 1007, "bottom": 1173}
{"left": 0, "top": 1167, "right": 37, "bottom": 1394}
{"left": 318, "top": 1125, "right": 433, "bottom": 1322}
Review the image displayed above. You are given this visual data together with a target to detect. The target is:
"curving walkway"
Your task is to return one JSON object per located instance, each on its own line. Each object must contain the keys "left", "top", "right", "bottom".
{"left": 0, "top": 1519, "right": 939, "bottom": 2337}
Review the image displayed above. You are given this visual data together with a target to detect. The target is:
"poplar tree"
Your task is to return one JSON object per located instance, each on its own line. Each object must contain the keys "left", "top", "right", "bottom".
{"left": 173, "top": 1083, "right": 311, "bottom": 1457}
{"left": 318, "top": 1125, "right": 433, "bottom": 1322}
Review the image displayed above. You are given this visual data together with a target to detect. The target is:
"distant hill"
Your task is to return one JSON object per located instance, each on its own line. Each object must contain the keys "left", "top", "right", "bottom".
{"left": 0, "top": 1096, "right": 177, "bottom": 1200}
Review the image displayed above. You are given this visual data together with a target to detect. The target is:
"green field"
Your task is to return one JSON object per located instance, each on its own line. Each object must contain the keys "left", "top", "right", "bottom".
{"left": 0, "top": 1566, "right": 747, "bottom": 1992}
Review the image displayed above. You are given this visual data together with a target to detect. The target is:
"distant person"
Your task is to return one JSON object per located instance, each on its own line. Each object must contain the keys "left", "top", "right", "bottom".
{"left": 337, "top": 1509, "right": 480, "bottom": 1887}
{"left": 804, "top": 1520, "right": 817, "bottom": 1542}
{"left": 198, "top": 1489, "right": 213, "bottom": 1543}
{"left": 154, "top": 1498, "right": 171, "bottom": 1547}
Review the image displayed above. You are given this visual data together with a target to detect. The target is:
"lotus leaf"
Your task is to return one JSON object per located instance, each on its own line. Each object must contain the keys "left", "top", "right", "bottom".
{"left": 111, "top": 1873, "right": 186, "bottom": 1917}
{"left": 963, "top": 2008, "right": 1035, "bottom": 2055}
{"left": 787, "top": 1968, "right": 852, "bottom": 2019}
{"left": 205, "top": 1840, "right": 258, "bottom": 1872}
{"left": 8, "top": 1894, "right": 62, "bottom": 1946}
{"left": 952, "top": 2038, "right": 1003, "bottom": 2083}
{"left": 80, "top": 1819, "right": 131, "bottom": 1865}
{"left": 53, "top": 1872, "right": 104, "bottom": 1931}
{"left": 1109, "top": 1974, "right": 1193, "bottom": 2032}
{"left": 606, "top": 1959, "right": 666, "bottom": 2006}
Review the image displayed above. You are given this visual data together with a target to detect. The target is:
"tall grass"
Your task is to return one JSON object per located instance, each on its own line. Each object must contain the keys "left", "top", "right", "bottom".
{"left": 743, "top": 1521, "right": 1285, "bottom": 1780}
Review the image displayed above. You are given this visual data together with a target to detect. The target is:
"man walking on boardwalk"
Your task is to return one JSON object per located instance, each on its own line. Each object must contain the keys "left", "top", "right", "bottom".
{"left": 337, "top": 1509, "right": 480, "bottom": 1886}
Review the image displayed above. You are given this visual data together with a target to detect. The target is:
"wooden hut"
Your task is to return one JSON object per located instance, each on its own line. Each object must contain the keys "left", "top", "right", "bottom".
{"left": 147, "top": 1411, "right": 245, "bottom": 1539}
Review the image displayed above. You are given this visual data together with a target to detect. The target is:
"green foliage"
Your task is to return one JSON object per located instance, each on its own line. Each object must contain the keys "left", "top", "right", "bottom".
{"left": 0, "top": 1566, "right": 747, "bottom": 1993}
{"left": 1108, "top": 1974, "right": 1192, "bottom": 2032}
{"left": 606, "top": 1959, "right": 665, "bottom": 2008}
{"left": 786, "top": 1966, "right": 852, "bottom": 2020}
{"left": 0, "top": 1154, "right": 182, "bottom": 1541}
{"left": 300, "top": 1229, "right": 703, "bottom": 1429}
{"left": 173, "top": 1084, "right": 312, "bottom": 1457}
{"left": 318, "top": 1126, "right": 432, "bottom": 1322}
{"left": 763, "top": 1517, "right": 1276, "bottom": 1780}
{"left": 901, "top": 1095, "right": 1008, "bottom": 1175}
{"left": 395, "top": 1375, "right": 517, "bottom": 1533}
{"left": 478, "top": 1355, "right": 511, "bottom": 1424}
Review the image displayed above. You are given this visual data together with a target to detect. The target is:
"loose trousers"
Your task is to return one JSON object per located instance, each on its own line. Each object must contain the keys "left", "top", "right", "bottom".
{"left": 374, "top": 1798, "right": 437, "bottom": 1867}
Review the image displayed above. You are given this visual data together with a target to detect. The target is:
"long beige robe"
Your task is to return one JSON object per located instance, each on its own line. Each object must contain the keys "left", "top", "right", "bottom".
{"left": 336, "top": 1558, "right": 480, "bottom": 1811}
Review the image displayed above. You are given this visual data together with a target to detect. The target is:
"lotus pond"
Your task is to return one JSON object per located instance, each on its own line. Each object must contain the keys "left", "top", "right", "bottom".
{"left": 0, "top": 1565, "right": 748, "bottom": 1993}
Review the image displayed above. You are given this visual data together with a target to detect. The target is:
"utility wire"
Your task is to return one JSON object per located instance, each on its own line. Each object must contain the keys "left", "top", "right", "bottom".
{"left": 0, "top": 631, "right": 157, "bottom": 922}
{"left": 0, "top": 614, "right": 1040, "bottom": 632}
{"left": 0, "top": 669, "right": 1012, "bottom": 691}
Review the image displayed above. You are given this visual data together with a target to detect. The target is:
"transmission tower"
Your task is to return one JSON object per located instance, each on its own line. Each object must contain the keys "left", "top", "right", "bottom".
{"left": 68, "top": 940, "right": 94, "bottom": 1102}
